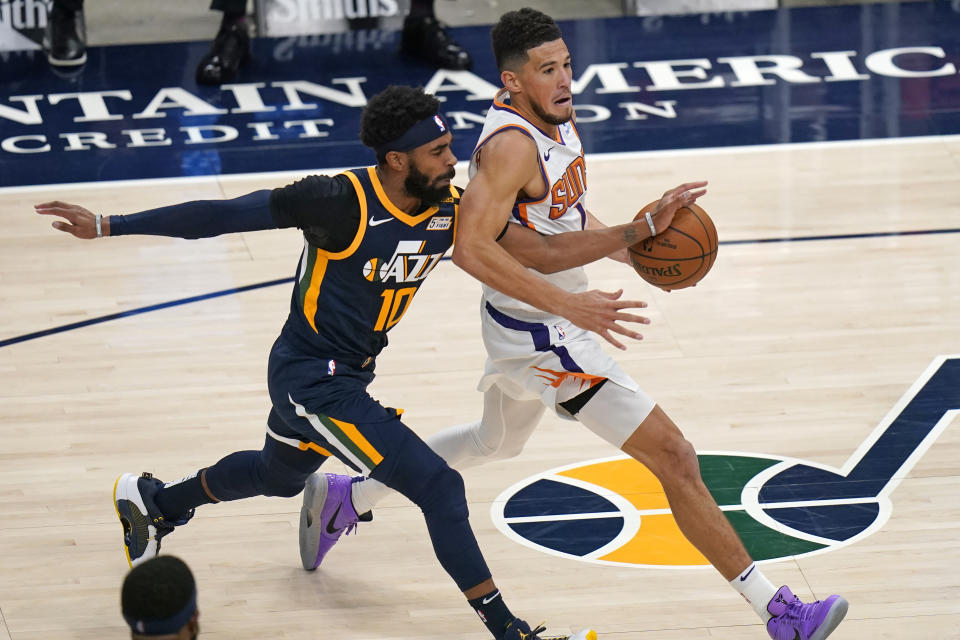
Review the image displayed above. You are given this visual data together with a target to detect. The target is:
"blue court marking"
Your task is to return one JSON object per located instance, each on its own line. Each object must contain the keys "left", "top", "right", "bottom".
{"left": 493, "top": 356, "right": 960, "bottom": 562}
{"left": 721, "top": 227, "right": 960, "bottom": 245}
{"left": 2, "top": 224, "right": 958, "bottom": 349}
{"left": 0, "top": 277, "right": 291, "bottom": 349}
{"left": 759, "top": 357, "right": 960, "bottom": 506}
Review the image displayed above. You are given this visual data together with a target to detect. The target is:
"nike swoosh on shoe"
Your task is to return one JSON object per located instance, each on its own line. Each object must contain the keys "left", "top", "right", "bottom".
{"left": 325, "top": 503, "right": 343, "bottom": 535}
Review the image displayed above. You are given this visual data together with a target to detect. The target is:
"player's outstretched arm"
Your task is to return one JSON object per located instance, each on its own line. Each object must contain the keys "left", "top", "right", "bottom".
{"left": 452, "top": 132, "right": 650, "bottom": 349}
{"left": 500, "top": 209, "right": 638, "bottom": 271}
{"left": 35, "top": 191, "right": 277, "bottom": 240}
{"left": 497, "top": 212, "right": 634, "bottom": 272}
{"left": 501, "top": 182, "right": 707, "bottom": 272}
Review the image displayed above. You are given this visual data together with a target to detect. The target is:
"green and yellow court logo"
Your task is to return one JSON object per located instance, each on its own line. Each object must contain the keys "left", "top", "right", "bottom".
{"left": 491, "top": 356, "right": 960, "bottom": 567}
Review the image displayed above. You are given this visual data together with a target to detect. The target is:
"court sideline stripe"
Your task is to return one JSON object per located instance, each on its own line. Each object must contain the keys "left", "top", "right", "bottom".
{"left": 2, "top": 226, "right": 959, "bottom": 349}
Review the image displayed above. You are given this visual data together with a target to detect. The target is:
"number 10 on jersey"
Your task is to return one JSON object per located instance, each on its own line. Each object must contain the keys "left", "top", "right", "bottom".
{"left": 374, "top": 287, "right": 417, "bottom": 331}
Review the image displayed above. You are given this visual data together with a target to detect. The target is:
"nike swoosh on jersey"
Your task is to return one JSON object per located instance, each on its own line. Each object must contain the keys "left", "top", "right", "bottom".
{"left": 543, "top": 147, "right": 553, "bottom": 161}
{"left": 368, "top": 216, "right": 394, "bottom": 227}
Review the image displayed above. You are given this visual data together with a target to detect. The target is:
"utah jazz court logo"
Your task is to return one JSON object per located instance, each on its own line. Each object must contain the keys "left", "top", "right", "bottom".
{"left": 491, "top": 356, "right": 960, "bottom": 567}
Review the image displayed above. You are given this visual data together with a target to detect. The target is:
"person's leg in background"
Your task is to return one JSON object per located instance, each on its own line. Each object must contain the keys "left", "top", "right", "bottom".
{"left": 401, "top": 0, "right": 471, "bottom": 70}
{"left": 195, "top": 0, "right": 471, "bottom": 83}
{"left": 196, "top": 0, "right": 251, "bottom": 85}
{"left": 44, "top": 0, "right": 86, "bottom": 66}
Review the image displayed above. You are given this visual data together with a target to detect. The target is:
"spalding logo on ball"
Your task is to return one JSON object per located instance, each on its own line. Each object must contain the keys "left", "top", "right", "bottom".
{"left": 629, "top": 202, "right": 718, "bottom": 291}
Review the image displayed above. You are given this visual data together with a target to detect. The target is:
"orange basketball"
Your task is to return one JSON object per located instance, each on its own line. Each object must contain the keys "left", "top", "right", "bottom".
{"left": 628, "top": 202, "right": 718, "bottom": 291}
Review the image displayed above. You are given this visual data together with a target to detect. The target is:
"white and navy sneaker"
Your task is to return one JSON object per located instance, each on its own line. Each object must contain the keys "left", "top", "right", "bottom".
{"left": 113, "top": 472, "right": 193, "bottom": 568}
{"left": 502, "top": 619, "right": 598, "bottom": 640}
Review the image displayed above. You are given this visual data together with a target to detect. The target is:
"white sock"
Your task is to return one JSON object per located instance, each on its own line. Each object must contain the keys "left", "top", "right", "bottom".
{"left": 349, "top": 476, "right": 383, "bottom": 515}
{"left": 730, "top": 563, "right": 777, "bottom": 622}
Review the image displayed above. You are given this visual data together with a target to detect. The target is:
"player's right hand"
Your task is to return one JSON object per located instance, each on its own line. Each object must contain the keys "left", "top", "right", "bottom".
{"left": 35, "top": 201, "right": 100, "bottom": 239}
{"left": 561, "top": 288, "right": 650, "bottom": 350}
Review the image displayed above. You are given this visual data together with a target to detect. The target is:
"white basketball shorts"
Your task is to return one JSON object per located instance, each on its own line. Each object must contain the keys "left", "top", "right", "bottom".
{"left": 478, "top": 300, "right": 656, "bottom": 448}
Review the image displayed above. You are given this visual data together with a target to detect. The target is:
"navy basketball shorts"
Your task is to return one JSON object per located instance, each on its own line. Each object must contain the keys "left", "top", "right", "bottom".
{"left": 265, "top": 335, "right": 447, "bottom": 486}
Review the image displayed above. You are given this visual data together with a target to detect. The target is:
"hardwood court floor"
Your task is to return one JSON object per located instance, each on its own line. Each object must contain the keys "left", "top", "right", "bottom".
{"left": 1, "top": 135, "right": 958, "bottom": 639}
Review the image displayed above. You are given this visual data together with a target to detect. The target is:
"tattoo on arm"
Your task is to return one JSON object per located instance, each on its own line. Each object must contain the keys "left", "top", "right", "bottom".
{"left": 622, "top": 225, "right": 639, "bottom": 245}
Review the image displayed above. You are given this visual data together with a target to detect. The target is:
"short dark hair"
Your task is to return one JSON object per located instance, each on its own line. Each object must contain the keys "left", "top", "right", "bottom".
{"left": 121, "top": 556, "right": 196, "bottom": 633}
{"left": 360, "top": 85, "right": 441, "bottom": 164}
{"left": 491, "top": 8, "right": 562, "bottom": 71}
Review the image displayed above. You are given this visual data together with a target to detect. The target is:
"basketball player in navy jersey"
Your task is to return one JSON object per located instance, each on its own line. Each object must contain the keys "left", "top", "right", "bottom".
{"left": 317, "top": 9, "right": 849, "bottom": 640}
{"left": 34, "top": 86, "right": 601, "bottom": 640}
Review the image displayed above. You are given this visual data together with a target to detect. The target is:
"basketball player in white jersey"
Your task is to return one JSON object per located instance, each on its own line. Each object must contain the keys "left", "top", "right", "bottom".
{"left": 313, "top": 8, "right": 848, "bottom": 640}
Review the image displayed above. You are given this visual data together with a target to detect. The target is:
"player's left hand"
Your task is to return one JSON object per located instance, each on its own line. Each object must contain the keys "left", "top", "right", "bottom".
{"left": 648, "top": 181, "right": 708, "bottom": 235}
{"left": 35, "top": 201, "right": 101, "bottom": 239}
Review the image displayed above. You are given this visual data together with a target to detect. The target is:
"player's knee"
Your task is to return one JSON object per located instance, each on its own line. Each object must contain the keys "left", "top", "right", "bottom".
{"left": 634, "top": 430, "right": 699, "bottom": 486}
{"left": 485, "top": 438, "right": 526, "bottom": 461}
{"left": 474, "top": 419, "right": 536, "bottom": 462}
{"left": 417, "top": 466, "right": 469, "bottom": 521}
{"left": 470, "top": 420, "right": 510, "bottom": 460}
{"left": 656, "top": 437, "right": 700, "bottom": 484}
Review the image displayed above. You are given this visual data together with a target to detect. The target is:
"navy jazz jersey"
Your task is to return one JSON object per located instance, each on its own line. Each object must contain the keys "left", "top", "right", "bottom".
{"left": 282, "top": 167, "right": 460, "bottom": 364}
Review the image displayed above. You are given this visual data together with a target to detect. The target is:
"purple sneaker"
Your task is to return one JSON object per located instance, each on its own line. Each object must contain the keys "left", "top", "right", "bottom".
{"left": 766, "top": 585, "right": 848, "bottom": 640}
{"left": 299, "top": 473, "right": 371, "bottom": 570}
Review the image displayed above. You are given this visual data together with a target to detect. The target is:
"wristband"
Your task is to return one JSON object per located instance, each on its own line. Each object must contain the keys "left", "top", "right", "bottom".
{"left": 95, "top": 214, "right": 103, "bottom": 238}
{"left": 644, "top": 211, "right": 656, "bottom": 236}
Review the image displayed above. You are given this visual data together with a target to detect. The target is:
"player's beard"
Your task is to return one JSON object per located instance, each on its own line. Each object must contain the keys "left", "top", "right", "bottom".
{"left": 531, "top": 98, "right": 573, "bottom": 126}
{"left": 405, "top": 161, "right": 455, "bottom": 207}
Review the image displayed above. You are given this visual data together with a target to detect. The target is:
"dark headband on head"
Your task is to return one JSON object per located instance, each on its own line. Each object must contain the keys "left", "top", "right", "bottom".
{"left": 124, "top": 589, "right": 197, "bottom": 637}
{"left": 374, "top": 113, "right": 449, "bottom": 157}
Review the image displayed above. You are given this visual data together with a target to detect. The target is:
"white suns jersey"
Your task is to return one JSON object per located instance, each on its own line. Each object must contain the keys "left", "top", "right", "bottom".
{"left": 469, "top": 89, "right": 589, "bottom": 314}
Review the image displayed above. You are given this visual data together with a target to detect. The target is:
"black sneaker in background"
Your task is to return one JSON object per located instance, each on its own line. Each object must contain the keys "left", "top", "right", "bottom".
{"left": 400, "top": 15, "right": 471, "bottom": 70}
{"left": 44, "top": 4, "right": 87, "bottom": 67}
{"left": 195, "top": 22, "right": 251, "bottom": 86}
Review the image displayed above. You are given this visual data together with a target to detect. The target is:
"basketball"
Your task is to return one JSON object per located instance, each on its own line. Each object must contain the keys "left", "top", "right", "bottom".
{"left": 628, "top": 201, "right": 718, "bottom": 291}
